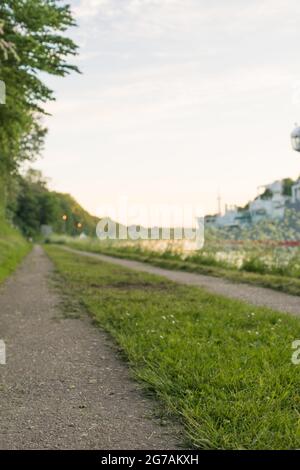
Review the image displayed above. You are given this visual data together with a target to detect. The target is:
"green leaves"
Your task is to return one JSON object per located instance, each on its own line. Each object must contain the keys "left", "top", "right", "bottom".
{"left": 0, "top": 0, "right": 79, "bottom": 176}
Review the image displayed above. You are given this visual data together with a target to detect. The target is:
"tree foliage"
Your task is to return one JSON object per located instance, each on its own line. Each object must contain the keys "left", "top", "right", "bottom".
{"left": 0, "top": 0, "right": 79, "bottom": 176}
{"left": 10, "top": 169, "right": 99, "bottom": 238}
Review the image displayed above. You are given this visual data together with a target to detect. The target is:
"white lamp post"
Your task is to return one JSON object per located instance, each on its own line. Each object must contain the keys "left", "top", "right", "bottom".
{"left": 291, "top": 125, "right": 300, "bottom": 152}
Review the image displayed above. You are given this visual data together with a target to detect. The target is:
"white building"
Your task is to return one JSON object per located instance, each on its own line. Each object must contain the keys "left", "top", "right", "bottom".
{"left": 215, "top": 206, "right": 240, "bottom": 228}
{"left": 292, "top": 180, "right": 300, "bottom": 204}
{"left": 249, "top": 181, "right": 287, "bottom": 222}
{"left": 205, "top": 205, "right": 250, "bottom": 229}
{"left": 206, "top": 178, "right": 300, "bottom": 229}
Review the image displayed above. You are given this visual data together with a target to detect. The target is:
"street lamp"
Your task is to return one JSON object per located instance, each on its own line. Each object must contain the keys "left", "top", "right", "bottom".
{"left": 62, "top": 214, "right": 68, "bottom": 233}
{"left": 291, "top": 125, "right": 300, "bottom": 152}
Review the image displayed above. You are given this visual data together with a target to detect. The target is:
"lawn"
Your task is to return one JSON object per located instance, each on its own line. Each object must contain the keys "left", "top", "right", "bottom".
{"left": 0, "top": 219, "right": 31, "bottom": 283}
{"left": 45, "top": 244, "right": 300, "bottom": 449}
{"left": 55, "top": 237, "right": 300, "bottom": 296}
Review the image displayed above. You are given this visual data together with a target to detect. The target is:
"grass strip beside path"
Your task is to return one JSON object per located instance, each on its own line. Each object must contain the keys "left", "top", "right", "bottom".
{"left": 0, "top": 220, "right": 31, "bottom": 283}
{"left": 46, "top": 245, "right": 300, "bottom": 449}
{"left": 60, "top": 240, "right": 300, "bottom": 297}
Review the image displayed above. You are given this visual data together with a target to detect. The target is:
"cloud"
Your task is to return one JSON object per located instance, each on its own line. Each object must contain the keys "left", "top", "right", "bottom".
{"left": 43, "top": 0, "right": 300, "bottom": 219}
{"left": 72, "top": 0, "right": 300, "bottom": 36}
{"left": 45, "top": 59, "right": 294, "bottom": 139}
{"left": 73, "top": 0, "right": 110, "bottom": 18}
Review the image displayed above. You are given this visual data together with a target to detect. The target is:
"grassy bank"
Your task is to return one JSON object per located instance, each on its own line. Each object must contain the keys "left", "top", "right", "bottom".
{"left": 45, "top": 244, "right": 300, "bottom": 449}
{"left": 0, "top": 219, "right": 31, "bottom": 283}
{"left": 54, "top": 238, "right": 300, "bottom": 296}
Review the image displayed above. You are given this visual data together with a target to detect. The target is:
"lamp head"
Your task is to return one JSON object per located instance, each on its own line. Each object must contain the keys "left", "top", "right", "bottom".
{"left": 291, "top": 125, "right": 300, "bottom": 152}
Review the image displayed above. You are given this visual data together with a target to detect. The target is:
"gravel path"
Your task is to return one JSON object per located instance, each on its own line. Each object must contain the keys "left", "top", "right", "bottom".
{"left": 0, "top": 246, "right": 180, "bottom": 450}
{"left": 63, "top": 247, "right": 300, "bottom": 316}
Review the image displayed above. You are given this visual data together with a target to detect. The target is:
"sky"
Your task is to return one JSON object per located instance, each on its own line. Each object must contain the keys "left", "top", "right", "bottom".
{"left": 36, "top": 0, "right": 300, "bottom": 225}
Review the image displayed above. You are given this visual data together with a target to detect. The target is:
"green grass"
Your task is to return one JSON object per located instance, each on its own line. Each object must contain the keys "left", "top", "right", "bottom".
{"left": 0, "top": 219, "right": 31, "bottom": 283}
{"left": 59, "top": 238, "right": 300, "bottom": 297}
{"left": 45, "top": 244, "right": 300, "bottom": 449}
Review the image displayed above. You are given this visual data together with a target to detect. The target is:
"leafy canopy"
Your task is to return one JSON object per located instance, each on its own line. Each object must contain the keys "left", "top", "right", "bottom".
{"left": 0, "top": 0, "right": 79, "bottom": 175}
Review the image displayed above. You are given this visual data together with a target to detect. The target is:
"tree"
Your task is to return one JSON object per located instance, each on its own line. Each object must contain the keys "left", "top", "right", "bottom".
{"left": 282, "top": 178, "right": 294, "bottom": 197}
{"left": 10, "top": 169, "right": 99, "bottom": 238}
{"left": 0, "top": 0, "right": 79, "bottom": 211}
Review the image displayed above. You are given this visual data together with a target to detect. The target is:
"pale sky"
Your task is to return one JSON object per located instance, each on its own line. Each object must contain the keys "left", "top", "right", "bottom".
{"left": 36, "top": 0, "right": 300, "bottom": 225}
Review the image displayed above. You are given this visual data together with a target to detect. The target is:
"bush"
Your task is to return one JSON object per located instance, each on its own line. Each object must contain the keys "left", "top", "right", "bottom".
{"left": 241, "top": 257, "right": 268, "bottom": 274}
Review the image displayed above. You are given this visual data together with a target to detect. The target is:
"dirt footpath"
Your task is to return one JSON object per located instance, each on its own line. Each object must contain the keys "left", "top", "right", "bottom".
{"left": 0, "top": 245, "right": 179, "bottom": 449}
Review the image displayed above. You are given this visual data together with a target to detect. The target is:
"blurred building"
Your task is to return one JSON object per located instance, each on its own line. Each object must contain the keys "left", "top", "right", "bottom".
{"left": 205, "top": 178, "right": 300, "bottom": 229}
